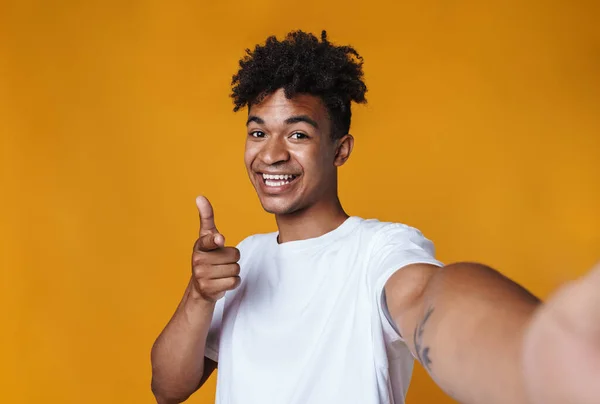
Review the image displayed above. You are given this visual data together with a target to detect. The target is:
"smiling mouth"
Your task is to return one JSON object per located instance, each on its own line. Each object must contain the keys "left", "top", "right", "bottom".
{"left": 260, "top": 173, "right": 299, "bottom": 187}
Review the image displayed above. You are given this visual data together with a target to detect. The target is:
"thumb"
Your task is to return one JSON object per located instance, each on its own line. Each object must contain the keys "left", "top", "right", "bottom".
{"left": 196, "top": 195, "right": 217, "bottom": 236}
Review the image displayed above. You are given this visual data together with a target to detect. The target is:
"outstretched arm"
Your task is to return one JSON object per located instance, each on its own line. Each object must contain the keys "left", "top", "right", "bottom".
{"left": 522, "top": 263, "right": 600, "bottom": 404}
{"left": 385, "top": 262, "right": 541, "bottom": 404}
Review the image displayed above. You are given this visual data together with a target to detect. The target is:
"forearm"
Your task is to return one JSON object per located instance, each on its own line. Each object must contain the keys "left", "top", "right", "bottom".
{"left": 405, "top": 263, "right": 541, "bottom": 404}
{"left": 151, "top": 278, "right": 216, "bottom": 403}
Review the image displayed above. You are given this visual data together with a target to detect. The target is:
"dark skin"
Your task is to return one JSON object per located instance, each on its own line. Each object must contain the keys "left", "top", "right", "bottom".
{"left": 244, "top": 88, "right": 354, "bottom": 242}
{"left": 151, "top": 88, "right": 600, "bottom": 404}
{"left": 150, "top": 89, "right": 353, "bottom": 403}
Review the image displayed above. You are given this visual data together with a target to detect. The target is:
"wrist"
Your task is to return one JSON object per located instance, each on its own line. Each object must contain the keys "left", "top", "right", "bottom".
{"left": 185, "top": 288, "right": 216, "bottom": 310}
{"left": 179, "top": 293, "right": 215, "bottom": 332}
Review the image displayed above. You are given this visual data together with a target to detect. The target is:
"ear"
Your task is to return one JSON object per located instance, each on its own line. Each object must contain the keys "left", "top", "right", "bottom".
{"left": 334, "top": 134, "right": 354, "bottom": 167}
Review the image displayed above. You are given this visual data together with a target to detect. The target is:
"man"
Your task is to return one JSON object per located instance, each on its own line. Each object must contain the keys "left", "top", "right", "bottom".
{"left": 151, "top": 31, "right": 599, "bottom": 404}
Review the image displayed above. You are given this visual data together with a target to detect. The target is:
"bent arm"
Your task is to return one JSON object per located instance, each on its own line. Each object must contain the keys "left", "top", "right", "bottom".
{"left": 385, "top": 262, "right": 541, "bottom": 404}
{"left": 151, "top": 278, "right": 217, "bottom": 404}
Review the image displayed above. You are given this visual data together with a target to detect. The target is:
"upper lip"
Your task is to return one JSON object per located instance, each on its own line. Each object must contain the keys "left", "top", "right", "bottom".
{"left": 258, "top": 172, "right": 299, "bottom": 176}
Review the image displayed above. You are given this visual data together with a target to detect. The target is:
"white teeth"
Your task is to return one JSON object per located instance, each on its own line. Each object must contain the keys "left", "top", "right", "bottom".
{"left": 265, "top": 180, "right": 291, "bottom": 187}
{"left": 262, "top": 173, "right": 295, "bottom": 180}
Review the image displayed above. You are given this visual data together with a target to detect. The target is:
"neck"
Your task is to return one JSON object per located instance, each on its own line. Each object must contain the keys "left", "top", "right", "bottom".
{"left": 275, "top": 197, "right": 349, "bottom": 243}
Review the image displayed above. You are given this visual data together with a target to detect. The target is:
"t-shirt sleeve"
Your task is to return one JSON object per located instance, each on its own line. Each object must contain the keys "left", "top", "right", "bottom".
{"left": 368, "top": 224, "right": 443, "bottom": 343}
{"left": 204, "top": 236, "right": 253, "bottom": 362}
{"left": 204, "top": 296, "right": 224, "bottom": 362}
{"left": 204, "top": 236, "right": 252, "bottom": 362}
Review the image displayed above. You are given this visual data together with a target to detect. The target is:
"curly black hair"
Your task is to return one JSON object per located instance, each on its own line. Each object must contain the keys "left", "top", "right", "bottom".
{"left": 231, "top": 30, "right": 367, "bottom": 139}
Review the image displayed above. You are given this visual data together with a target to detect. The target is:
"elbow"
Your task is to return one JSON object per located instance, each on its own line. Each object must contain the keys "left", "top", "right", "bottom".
{"left": 151, "top": 378, "right": 191, "bottom": 404}
{"left": 150, "top": 345, "right": 194, "bottom": 403}
{"left": 150, "top": 380, "right": 173, "bottom": 404}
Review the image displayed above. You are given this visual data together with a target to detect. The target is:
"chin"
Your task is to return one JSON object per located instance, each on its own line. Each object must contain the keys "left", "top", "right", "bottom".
{"left": 260, "top": 203, "right": 295, "bottom": 216}
{"left": 258, "top": 197, "right": 300, "bottom": 216}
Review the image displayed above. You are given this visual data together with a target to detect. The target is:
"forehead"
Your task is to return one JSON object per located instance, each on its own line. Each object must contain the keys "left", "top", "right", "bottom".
{"left": 248, "top": 89, "right": 329, "bottom": 124}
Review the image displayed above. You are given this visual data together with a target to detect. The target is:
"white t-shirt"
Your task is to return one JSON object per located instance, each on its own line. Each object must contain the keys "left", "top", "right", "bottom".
{"left": 205, "top": 217, "right": 442, "bottom": 404}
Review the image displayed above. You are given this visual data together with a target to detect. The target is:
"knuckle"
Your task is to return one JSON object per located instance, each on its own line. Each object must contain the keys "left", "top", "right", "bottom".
{"left": 233, "top": 248, "right": 241, "bottom": 262}
{"left": 192, "top": 249, "right": 207, "bottom": 265}
{"left": 233, "top": 263, "right": 241, "bottom": 276}
{"left": 191, "top": 255, "right": 202, "bottom": 266}
{"left": 193, "top": 264, "right": 208, "bottom": 279}
{"left": 197, "top": 279, "right": 208, "bottom": 292}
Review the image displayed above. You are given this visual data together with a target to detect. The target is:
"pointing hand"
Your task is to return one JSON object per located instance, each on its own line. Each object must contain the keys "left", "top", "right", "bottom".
{"left": 191, "top": 196, "right": 241, "bottom": 302}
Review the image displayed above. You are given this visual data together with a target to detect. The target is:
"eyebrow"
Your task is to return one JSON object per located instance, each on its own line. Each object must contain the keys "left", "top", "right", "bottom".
{"left": 284, "top": 115, "right": 319, "bottom": 129}
{"left": 246, "top": 114, "right": 319, "bottom": 129}
{"left": 246, "top": 116, "right": 265, "bottom": 126}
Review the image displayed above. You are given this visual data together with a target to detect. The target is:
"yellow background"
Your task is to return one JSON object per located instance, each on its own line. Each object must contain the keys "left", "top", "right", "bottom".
{"left": 1, "top": 0, "right": 598, "bottom": 403}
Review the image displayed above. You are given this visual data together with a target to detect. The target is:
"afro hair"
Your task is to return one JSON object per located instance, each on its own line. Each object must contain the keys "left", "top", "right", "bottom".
{"left": 231, "top": 30, "right": 367, "bottom": 139}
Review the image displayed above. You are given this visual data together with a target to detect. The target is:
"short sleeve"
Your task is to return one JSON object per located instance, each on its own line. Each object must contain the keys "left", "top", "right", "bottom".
{"left": 368, "top": 224, "right": 443, "bottom": 343}
{"left": 204, "top": 297, "right": 224, "bottom": 362}
{"left": 204, "top": 236, "right": 253, "bottom": 362}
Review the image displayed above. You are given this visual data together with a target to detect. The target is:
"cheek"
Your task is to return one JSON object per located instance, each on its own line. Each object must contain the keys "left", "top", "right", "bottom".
{"left": 289, "top": 149, "right": 309, "bottom": 175}
{"left": 244, "top": 144, "right": 256, "bottom": 170}
{"left": 294, "top": 148, "right": 333, "bottom": 184}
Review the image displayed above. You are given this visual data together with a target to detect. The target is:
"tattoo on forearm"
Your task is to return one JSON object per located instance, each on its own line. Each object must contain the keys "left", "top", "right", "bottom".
{"left": 413, "top": 306, "right": 434, "bottom": 371}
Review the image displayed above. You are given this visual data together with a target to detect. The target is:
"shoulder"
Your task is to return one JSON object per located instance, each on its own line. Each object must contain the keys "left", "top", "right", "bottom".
{"left": 355, "top": 217, "right": 432, "bottom": 249}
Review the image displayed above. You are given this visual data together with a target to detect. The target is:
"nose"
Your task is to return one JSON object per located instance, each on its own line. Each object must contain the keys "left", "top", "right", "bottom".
{"left": 258, "top": 136, "right": 290, "bottom": 166}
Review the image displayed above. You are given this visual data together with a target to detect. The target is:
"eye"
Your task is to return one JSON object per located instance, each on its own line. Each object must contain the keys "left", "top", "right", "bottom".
{"left": 290, "top": 132, "right": 308, "bottom": 140}
{"left": 249, "top": 130, "right": 265, "bottom": 138}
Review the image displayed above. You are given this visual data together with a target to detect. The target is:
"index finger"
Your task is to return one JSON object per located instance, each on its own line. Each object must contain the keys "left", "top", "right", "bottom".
{"left": 195, "top": 232, "right": 225, "bottom": 252}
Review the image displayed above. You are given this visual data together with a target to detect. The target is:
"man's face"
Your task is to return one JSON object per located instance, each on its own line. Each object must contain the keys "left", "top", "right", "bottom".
{"left": 244, "top": 88, "right": 351, "bottom": 216}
